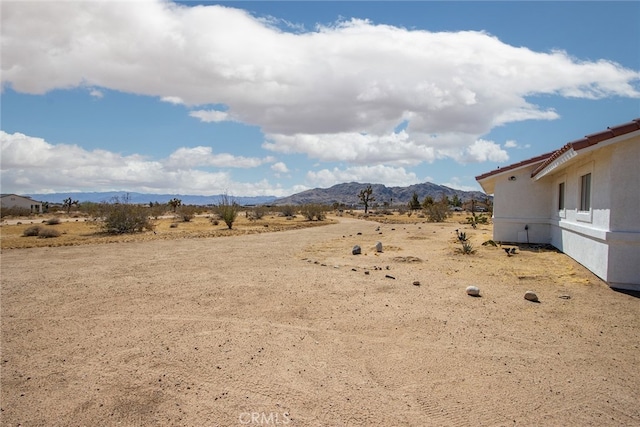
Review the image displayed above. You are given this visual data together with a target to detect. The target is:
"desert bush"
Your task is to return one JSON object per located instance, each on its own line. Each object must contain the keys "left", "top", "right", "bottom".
{"left": 301, "top": 204, "right": 326, "bottom": 221}
{"left": 1, "top": 206, "right": 32, "bottom": 218}
{"left": 46, "top": 217, "right": 61, "bottom": 225}
{"left": 97, "top": 194, "right": 154, "bottom": 234}
{"left": 177, "top": 205, "right": 198, "bottom": 222}
{"left": 425, "top": 201, "right": 450, "bottom": 222}
{"left": 22, "top": 225, "right": 42, "bottom": 237}
{"left": 216, "top": 193, "right": 239, "bottom": 229}
{"left": 278, "top": 205, "right": 297, "bottom": 217}
{"left": 247, "top": 205, "right": 267, "bottom": 221}
{"left": 38, "top": 227, "right": 61, "bottom": 238}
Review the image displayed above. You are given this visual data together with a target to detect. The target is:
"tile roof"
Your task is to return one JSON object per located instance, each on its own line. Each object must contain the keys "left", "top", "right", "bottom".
{"left": 475, "top": 151, "right": 554, "bottom": 181}
{"left": 531, "top": 118, "right": 640, "bottom": 177}
{"left": 475, "top": 118, "right": 640, "bottom": 182}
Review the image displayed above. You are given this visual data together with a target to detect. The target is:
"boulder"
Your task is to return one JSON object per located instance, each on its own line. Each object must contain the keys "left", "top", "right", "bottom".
{"left": 375, "top": 242, "right": 383, "bottom": 252}
{"left": 524, "top": 291, "right": 539, "bottom": 302}
{"left": 352, "top": 245, "right": 361, "bottom": 255}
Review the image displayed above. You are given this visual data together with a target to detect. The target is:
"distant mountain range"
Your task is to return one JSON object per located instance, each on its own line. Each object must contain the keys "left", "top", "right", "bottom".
{"left": 26, "top": 191, "right": 277, "bottom": 206}
{"left": 27, "top": 182, "right": 488, "bottom": 207}
{"left": 271, "top": 182, "right": 488, "bottom": 206}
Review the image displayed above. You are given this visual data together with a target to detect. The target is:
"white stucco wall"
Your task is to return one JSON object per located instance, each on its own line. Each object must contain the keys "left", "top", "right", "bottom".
{"left": 480, "top": 132, "right": 639, "bottom": 290}
{"left": 545, "top": 136, "right": 639, "bottom": 289}
{"left": 491, "top": 164, "right": 551, "bottom": 244}
{"left": 609, "top": 135, "right": 640, "bottom": 232}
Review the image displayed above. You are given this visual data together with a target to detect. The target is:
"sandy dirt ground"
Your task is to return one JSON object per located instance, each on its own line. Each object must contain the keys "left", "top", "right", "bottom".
{"left": 1, "top": 216, "right": 639, "bottom": 426}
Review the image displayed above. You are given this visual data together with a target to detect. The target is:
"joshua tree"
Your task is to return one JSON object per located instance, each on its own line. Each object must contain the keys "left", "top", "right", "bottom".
{"left": 408, "top": 192, "right": 421, "bottom": 210}
{"left": 358, "top": 185, "right": 375, "bottom": 214}
{"left": 168, "top": 198, "right": 182, "bottom": 212}
{"left": 62, "top": 197, "right": 79, "bottom": 214}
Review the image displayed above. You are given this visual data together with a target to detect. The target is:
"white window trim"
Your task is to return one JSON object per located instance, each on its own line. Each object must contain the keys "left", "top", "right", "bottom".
{"left": 576, "top": 162, "right": 593, "bottom": 223}
{"left": 556, "top": 175, "right": 567, "bottom": 219}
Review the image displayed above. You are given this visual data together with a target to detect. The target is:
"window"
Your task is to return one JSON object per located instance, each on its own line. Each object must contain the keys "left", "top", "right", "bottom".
{"left": 558, "top": 182, "right": 565, "bottom": 211}
{"left": 580, "top": 173, "right": 591, "bottom": 211}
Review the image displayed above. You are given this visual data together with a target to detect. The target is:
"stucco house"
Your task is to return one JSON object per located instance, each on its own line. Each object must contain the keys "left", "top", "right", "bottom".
{"left": 476, "top": 118, "right": 640, "bottom": 291}
{"left": 0, "top": 194, "right": 43, "bottom": 214}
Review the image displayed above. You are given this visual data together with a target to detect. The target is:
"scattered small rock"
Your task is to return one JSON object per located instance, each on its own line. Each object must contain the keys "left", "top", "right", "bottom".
{"left": 385, "top": 274, "right": 396, "bottom": 280}
{"left": 558, "top": 294, "right": 571, "bottom": 300}
{"left": 352, "top": 245, "right": 361, "bottom": 255}
{"left": 364, "top": 270, "right": 370, "bottom": 275}
{"left": 375, "top": 242, "right": 383, "bottom": 252}
{"left": 466, "top": 286, "right": 480, "bottom": 297}
{"left": 524, "top": 290, "right": 539, "bottom": 302}
{"left": 413, "top": 281, "right": 421, "bottom": 286}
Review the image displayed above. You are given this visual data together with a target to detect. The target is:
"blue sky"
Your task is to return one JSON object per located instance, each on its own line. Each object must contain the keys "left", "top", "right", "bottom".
{"left": 2, "top": 1, "right": 639, "bottom": 197}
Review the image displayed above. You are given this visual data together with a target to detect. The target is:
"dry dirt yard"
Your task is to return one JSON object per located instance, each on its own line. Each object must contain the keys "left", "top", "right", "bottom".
{"left": 1, "top": 214, "right": 639, "bottom": 426}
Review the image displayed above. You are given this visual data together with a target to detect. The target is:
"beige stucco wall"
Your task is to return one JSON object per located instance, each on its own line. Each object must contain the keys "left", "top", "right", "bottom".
{"left": 0, "top": 195, "right": 43, "bottom": 213}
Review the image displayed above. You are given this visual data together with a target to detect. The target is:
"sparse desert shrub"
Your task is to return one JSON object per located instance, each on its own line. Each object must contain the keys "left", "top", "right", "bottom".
{"left": 177, "top": 205, "right": 198, "bottom": 222}
{"left": 170, "top": 222, "right": 179, "bottom": 228}
{"left": 23, "top": 225, "right": 42, "bottom": 237}
{"left": 38, "top": 227, "right": 61, "bottom": 238}
{"left": 97, "top": 194, "right": 155, "bottom": 234}
{"left": 1, "top": 206, "right": 32, "bottom": 218}
{"left": 247, "top": 205, "right": 267, "bottom": 221}
{"left": 425, "top": 201, "right": 450, "bottom": 222}
{"left": 278, "top": 205, "right": 296, "bottom": 217}
{"left": 216, "top": 193, "right": 239, "bottom": 229}
{"left": 211, "top": 218, "right": 220, "bottom": 226}
{"left": 46, "top": 217, "right": 61, "bottom": 225}
{"left": 301, "top": 204, "right": 326, "bottom": 221}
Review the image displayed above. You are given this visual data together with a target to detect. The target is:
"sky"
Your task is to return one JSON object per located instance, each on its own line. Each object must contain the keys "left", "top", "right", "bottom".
{"left": 1, "top": 1, "right": 639, "bottom": 198}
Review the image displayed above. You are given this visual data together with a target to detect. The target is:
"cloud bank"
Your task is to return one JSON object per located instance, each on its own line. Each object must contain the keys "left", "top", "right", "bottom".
{"left": 2, "top": 0, "right": 638, "bottom": 170}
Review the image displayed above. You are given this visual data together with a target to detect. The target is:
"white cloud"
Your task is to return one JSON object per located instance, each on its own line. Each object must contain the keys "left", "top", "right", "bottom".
{"left": 0, "top": 131, "right": 288, "bottom": 196}
{"left": 462, "top": 139, "right": 509, "bottom": 163}
{"left": 442, "top": 177, "right": 482, "bottom": 192}
{"left": 504, "top": 140, "right": 518, "bottom": 148}
{"left": 263, "top": 131, "right": 436, "bottom": 165}
{"left": 1, "top": 1, "right": 638, "bottom": 168}
{"left": 89, "top": 88, "right": 104, "bottom": 99}
{"left": 161, "top": 96, "right": 185, "bottom": 105}
{"left": 189, "top": 109, "right": 234, "bottom": 123}
{"left": 306, "top": 165, "right": 420, "bottom": 188}
{"left": 271, "top": 162, "right": 289, "bottom": 174}
{"left": 165, "top": 146, "right": 274, "bottom": 169}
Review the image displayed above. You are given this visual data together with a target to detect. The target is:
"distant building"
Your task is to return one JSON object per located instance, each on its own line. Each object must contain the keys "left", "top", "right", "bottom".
{"left": 0, "top": 194, "right": 43, "bottom": 214}
{"left": 476, "top": 118, "right": 640, "bottom": 291}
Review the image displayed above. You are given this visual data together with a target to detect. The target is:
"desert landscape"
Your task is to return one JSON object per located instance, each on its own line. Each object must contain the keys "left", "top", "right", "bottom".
{"left": 1, "top": 212, "right": 639, "bottom": 426}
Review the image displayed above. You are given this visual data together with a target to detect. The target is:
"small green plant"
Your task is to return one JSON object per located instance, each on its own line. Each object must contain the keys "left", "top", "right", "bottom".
{"left": 455, "top": 229, "right": 475, "bottom": 254}
{"left": 461, "top": 241, "right": 475, "bottom": 254}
